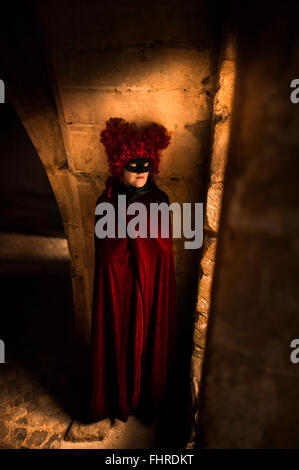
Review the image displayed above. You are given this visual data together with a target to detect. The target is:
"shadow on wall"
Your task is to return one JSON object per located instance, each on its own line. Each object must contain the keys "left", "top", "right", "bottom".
{"left": 0, "top": 102, "right": 87, "bottom": 420}
{"left": 0, "top": 102, "right": 65, "bottom": 237}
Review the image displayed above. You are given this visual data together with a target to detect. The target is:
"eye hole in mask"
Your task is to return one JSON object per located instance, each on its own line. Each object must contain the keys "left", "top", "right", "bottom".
{"left": 124, "top": 158, "right": 151, "bottom": 174}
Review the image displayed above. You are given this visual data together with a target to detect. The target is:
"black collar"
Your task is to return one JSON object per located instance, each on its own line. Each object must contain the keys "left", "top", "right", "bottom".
{"left": 115, "top": 178, "right": 155, "bottom": 202}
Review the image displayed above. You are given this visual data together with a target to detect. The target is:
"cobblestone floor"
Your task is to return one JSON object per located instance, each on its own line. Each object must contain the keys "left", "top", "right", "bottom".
{"left": 0, "top": 355, "right": 73, "bottom": 448}
{"left": 0, "top": 232, "right": 86, "bottom": 449}
{"left": 0, "top": 231, "right": 189, "bottom": 449}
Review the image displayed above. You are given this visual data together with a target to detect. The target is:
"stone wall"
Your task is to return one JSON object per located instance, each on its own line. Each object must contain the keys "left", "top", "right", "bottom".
{"left": 196, "top": 4, "right": 299, "bottom": 448}
{"left": 187, "top": 31, "right": 236, "bottom": 446}
{"left": 33, "top": 0, "right": 221, "bottom": 343}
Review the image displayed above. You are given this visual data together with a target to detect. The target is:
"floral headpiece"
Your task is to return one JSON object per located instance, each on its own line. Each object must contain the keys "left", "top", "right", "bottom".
{"left": 100, "top": 117, "right": 171, "bottom": 179}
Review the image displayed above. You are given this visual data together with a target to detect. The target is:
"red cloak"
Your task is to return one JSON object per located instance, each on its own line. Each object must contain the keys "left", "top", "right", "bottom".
{"left": 89, "top": 175, "right": 177, "bottom": 423}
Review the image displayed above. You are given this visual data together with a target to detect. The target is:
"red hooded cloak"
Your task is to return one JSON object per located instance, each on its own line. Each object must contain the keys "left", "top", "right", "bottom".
{"left": 89, "top": 175, "right": 177, "bottom": 423}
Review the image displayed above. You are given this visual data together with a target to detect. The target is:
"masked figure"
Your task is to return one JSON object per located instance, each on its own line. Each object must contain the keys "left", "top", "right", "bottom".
{"left": 89, "top": 117, "right": 177, "bottom": 424}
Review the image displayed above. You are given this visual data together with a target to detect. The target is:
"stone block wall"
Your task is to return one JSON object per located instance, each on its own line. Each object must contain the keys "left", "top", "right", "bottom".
{"left": 196, "top": 4, "right": 299, "bottom": 448}
{"left": 187, "top": 31, "right": 236, "bottom": 445}
{"left": 34, "top": 0, "right": 221, "bottom": 342}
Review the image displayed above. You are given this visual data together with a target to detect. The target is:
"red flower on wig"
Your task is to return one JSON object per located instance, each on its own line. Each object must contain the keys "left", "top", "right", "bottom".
{"left": 100, "top": 117, "right": 171, "bottom": 179}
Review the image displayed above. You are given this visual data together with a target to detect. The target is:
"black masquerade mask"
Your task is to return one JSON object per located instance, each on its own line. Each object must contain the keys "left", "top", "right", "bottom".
{"left": 124, "top": 158, "right": 150, "bottom": 174}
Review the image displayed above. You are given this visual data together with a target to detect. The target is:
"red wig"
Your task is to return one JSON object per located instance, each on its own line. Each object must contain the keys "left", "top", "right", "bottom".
{"left": 100, "top": 117, "right": 171, "bottom": 179}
